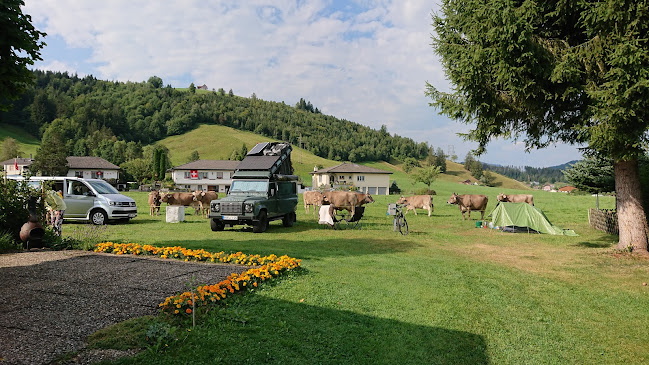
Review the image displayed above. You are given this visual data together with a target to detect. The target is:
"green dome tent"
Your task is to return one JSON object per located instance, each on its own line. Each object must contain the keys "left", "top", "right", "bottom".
{"left": 488, "top": 202, "right": 578, "bottom": 236}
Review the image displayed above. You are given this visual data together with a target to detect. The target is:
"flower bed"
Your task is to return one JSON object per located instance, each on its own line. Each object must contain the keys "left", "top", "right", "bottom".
{"left": 93, "top": 242, "right": 301, "bottom": 315}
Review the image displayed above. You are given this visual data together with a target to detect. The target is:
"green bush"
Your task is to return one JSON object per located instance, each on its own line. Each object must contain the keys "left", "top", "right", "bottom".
{"left": 0, "top": 178, "right": 45, "bottom": 245}
{"left": 0, "top": 231, "right": 21, "bottom": 252}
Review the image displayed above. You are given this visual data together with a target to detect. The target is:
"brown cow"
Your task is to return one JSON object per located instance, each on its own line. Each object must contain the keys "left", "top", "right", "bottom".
{"left": 322, "top": 191, "right": 375, "bottom": 217}
{"left": 192, "top": 190, "right": 219, "bottom": 217}
{"left": 497, "top": 193, "right": 534, "bottom": 206}
{"left": 447, "top": 193, "right": 488, "bottom": 220}
{"left": 161, "top": 192, "right": 201, "bottom": 215}
{"left": 397, "top": 195, "right": 434, "bottom": 216}
{"left": 303, "top": 191, "right": 325, "bottom": 214}
{"left": 148, "top": 190, "right": 161, "bottom": 216}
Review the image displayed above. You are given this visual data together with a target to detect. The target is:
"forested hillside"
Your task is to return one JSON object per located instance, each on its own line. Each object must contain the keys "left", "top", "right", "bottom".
{"left": 0, "top": 70, "right": 430, "bottom": 166}
{"left": 481, "top": 163, "right": 571, "bottom": 184}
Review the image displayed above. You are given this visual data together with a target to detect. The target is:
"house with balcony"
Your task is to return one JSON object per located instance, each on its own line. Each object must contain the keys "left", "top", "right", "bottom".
{"left": 310, "top": 163, "right": 392, "bottom": 195}
{"left": 169, "top": 160, "right": 241, "bottom": 192}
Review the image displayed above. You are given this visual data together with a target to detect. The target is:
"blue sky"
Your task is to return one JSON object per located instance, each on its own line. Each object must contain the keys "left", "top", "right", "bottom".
{"left": 24, "top": 0, "right": 582, "bottom": 167}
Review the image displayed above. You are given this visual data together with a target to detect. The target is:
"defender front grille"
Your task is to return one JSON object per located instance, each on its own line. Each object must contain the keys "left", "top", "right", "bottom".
{"left": 220, "top": 202, "right": 242, "bottom": 214}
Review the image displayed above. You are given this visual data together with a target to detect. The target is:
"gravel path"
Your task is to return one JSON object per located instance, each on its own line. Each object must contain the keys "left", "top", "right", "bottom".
{"left": 0, "top": 250, "right": 243, "bottom": 365}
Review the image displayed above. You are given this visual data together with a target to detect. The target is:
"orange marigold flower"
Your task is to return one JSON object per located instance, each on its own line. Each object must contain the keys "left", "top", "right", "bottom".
{"left": 186, "top": 308, "right": 192, "bottom": 314}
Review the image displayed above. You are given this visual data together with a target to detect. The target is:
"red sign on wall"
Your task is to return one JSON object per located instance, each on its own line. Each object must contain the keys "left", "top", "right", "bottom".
{"left": 190, "top": 170, "right": 198, "bottom": 179}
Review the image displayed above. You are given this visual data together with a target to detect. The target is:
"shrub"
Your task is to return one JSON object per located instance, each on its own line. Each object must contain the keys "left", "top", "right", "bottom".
{"left": 0, "top": 178, "right": 44, "bottom": 245}
{"left": 0, "top": 231, "right": 20, "bottom": 252}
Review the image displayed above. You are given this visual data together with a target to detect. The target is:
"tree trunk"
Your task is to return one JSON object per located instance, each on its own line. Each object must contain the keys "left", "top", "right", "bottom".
{"left": 614, "top": 159, "right": 649, "bottom": 252}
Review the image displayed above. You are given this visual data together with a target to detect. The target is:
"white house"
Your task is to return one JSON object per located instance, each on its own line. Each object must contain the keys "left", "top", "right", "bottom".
{"left": 66, "top": 156, "right": 120, "bottom": 180}
{"left": 1, "top": 157, "right": 33, "bottom": 177}
{"left": 170, "top": 160, "right": 240, "bottom": 192}
{"left": 310, "top": 163, "right": 392, "bottom": 195}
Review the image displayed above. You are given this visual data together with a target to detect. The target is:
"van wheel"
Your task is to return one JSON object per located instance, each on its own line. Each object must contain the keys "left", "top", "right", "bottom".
{"left": 211, "top": 218, "right": 225, "bottom": 231}
{"left": 282, "top": 212, "right": 296, "bottom": 227}
{"left": 91, "top": 209, "right": 107, "bottom": 225}
{"left": 253, "top": 211, "right": 268, "bottom": 233}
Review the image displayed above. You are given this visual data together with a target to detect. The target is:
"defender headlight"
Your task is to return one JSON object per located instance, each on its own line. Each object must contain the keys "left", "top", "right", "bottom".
{"left": 244, "top": 203, "right": 254, "bottom": 213}
{"left": 109, "top": 201, "right": 117, "bottom": 206}
{"left": 212, "top": 203, "right": 220, "bottom": 212}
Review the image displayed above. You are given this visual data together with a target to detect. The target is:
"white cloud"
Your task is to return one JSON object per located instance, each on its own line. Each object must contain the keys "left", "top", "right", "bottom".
{"left": 23, "top": 0, "right": 580, "bottom": 167}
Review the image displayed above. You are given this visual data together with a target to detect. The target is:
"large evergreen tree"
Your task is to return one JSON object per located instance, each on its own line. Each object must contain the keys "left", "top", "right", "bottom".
{"left": 0, "top": 0, "right": 46, "bottom": 111}
{"left": 429, "top": 0, "right": 649, "bottom": 252}
{"left": 31, "top": 130, "right": 68, "bottom": 176}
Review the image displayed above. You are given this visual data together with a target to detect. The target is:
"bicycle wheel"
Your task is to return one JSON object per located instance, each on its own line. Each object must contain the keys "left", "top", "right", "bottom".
{"left": 399, "top": 217, "right": 409, "bottom": 235}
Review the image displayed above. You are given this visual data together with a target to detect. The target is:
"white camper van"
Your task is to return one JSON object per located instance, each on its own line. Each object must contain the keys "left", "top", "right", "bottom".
{"left": 21, "top": 176, "right": 137, "bottom": 225}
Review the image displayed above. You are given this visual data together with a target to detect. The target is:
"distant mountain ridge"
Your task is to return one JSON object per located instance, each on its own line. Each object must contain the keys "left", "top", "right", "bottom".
{"left": 481, "top": 160, "right": 580, "bottom": 184}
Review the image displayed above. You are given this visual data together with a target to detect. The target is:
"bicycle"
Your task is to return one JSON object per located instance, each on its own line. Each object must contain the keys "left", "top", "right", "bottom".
{"left": 389, "top": 203, "right": 409, "bottom": 235}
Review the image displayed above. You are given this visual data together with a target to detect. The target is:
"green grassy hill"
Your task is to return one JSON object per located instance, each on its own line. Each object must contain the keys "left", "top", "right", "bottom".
{"left": 158, "top": 124, "right": 529, "bottom": 192}
{"left": 0, "top": 123, "right": 40, "bottom": 159}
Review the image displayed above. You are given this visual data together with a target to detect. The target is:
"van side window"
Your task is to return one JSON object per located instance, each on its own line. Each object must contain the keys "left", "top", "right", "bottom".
{"left": 69, "top": 181, "right": 90, "bottom": 196}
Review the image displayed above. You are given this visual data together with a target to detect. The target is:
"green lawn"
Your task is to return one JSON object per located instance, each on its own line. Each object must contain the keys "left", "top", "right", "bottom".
{"left": 67, "top": 180, "right": 649, "bottom": 364}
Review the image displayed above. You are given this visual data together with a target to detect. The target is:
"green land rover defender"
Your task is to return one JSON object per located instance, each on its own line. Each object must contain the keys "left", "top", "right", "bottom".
{"left": 208, "top": 142, "right": 298, "bottom": 233}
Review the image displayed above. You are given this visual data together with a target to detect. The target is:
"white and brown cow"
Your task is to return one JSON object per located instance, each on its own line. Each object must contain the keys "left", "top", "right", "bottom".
{"left": 161, "top": 192, "right": 202, "bottom": 215}
{"left": 148, "top": 190, "right": 161, "bottom": 216}
{"left": 322, "top": 191, "right": 374, "bottom": 217}
{"left": 303, "top": 191, "right": 325, "bottom": 214}
{"left": 192, "top": 190, "right": 219, "bottom": 217}
{"left": 497, "top": 193, "right": 534, "bottom": 206}
{"left": 397, "top": 195, "right": 434, "bottom": 216}
{"left": 447, "top": 193, "right": 489, "bottom": 220}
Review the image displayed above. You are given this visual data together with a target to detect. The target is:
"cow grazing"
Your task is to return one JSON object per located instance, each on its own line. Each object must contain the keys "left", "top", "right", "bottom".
{"left": 447, "top": 193, "right": 489, "bottom": 220}
{"left": 192, "top": 190, "right": 219, "bottom": 217}
{"left": 148, "top": 190, "right": 161, "bottom": 216}
{"left": 303, "top": 191, "right": 325, "bottom": 214}
{"left": 322, "top": 191, "right": 374, "bottom": 217}
{"left": 497, "top": 193, "right": 534, "bottom": 206}
{"left": 397, "top": 195, "right": 434, "bottom": 216}
{"left": 161, "top": 192, "right": 202, "bottom": 215}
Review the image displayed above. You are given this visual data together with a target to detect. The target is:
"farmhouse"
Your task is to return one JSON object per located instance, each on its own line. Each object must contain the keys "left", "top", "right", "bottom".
{"left": 67, "top": 156, "right": 120, "bottom": 180}
{"left": 1, "top": 157, "right": 33, "bottom": 177}
{"left": 169, "top": 160, "right": 240, "bottom": 192}
{"left": 2, "top": 156, "right": 120, "bottom": 180}
{"left": 310, "top": 163, "right": 392, "bottom": 195}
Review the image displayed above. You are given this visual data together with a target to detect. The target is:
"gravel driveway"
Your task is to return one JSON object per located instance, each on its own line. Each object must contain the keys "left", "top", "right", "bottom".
{"left": 0, "top": 250, "right": 243, "bottom": 364}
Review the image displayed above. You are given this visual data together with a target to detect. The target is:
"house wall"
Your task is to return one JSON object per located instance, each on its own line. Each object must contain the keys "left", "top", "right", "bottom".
{"left": 312, "top": 172, "right": 390, "bottom": 195}
{"left": 3, "top": 164, "right": 29, "bottom": 176}
{"left": 66, "top": 169, "right": 119, "bottom": 180}
{"left": 172, "top": 169, "right": 234, "bottom": 192}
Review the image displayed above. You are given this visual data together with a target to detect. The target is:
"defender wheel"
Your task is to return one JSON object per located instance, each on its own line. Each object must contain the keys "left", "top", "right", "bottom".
{"left": 91, "top": 209, "right": 107, "bottom": 225}
{"left": 253, "top": 211, "right": 268, "bottom": 233}
{"left": 210, "top": 218, "right": 225, "bottom": 231}
{"left": 282, "top": 212, "right": 296, "bottom": 227}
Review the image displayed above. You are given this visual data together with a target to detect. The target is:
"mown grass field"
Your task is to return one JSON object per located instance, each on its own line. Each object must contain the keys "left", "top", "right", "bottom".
{"left": 0, "top": 123, "right": 40, "bottom": 158}
{"left": 66, "top": 179, "right": 649, "bottom": 365}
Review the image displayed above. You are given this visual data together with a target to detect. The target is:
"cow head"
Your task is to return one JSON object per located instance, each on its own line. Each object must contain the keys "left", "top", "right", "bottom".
{"left": 192, "top": 190, "right": 204, "bottom": 201}
{"left": 397, "top": 196, "right": 407, "bottom": 204}
{"left": 160, "top": 193, "right": 173, "bottom": 203}
{"left": 149, "top": 190, "right": 161, "bottom": 203}
{"left": 447, "top": 193, "right": 459, "bottom": 205}
{"left": 497, "top": 193, "right": 507, "bottom": 202}
{"left": 363, "top": 193, "right": 374, "bottom": 204}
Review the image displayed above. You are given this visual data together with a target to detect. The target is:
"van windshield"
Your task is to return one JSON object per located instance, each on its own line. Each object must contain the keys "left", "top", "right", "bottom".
{"left": 87, "top": 180, "right": 119, "bottom": 194}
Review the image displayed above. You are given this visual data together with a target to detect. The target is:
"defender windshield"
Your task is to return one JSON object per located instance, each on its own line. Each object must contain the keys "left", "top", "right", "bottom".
{"left": 87, "top": 180, "right": 120, "bottom": 194}
{"left": 230, "top": 180, "right": 269, "bottom": 193}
